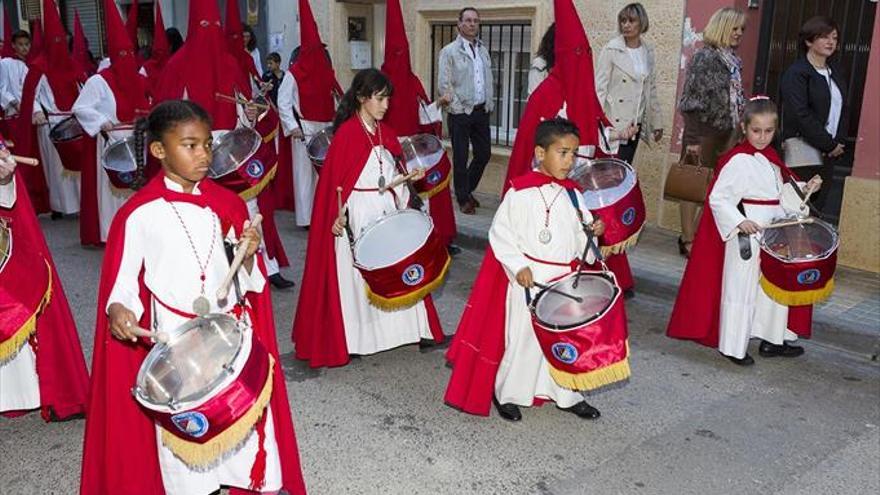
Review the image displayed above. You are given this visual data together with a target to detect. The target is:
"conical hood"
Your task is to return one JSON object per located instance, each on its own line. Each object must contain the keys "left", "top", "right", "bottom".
{"left": 291, "top": 0, "right": 341, "bottom": 121}
{"left": 149, "top": 1, "right": 168, "bottom": 63}
{"left": 225, "top": 0, "right": 258, "bottom": 78}
{"left": 381, "top": 0, "right": 426, "bottom": 135}
{"left": 37, "top": 0, "right": 86, "bottom": 109}
{"left": 71, "top": 10, "right": 95, "bottom": 74}
{"left": 2, "top": 6, "right": 15, "bottom": 58}
{"left": 297, "top": 0, "right": 322, "bottom": 50}
{"left": 100, "top": 0, "right": 147, "bottom": 122}
{"left": 125, "top": 0, "right": 138, "bottom": 50}
{"left": 27, "top": 18, "right": 43, "bottom": 62}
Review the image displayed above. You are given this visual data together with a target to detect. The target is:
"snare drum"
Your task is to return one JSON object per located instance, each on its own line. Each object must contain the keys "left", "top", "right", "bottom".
{"left": 530, "top": 270, "right": 630, "bottom": 391}
{"left": 568, "top": 158, "right": 645, "bottom": 255}
{"left": 133, "top": 313, "right": 275, "bottom": 469}
{"left": 102, "top": 136, "right": 144, "bottom": 189}
{"left": 352, "top": 209, "right": 451, "bottom": 310}
{"left": 210, "top": 120, "right": 278, "bottom": 199}
{"left": 759, "top": 217, "right": 838, "bottom": 306}
{"left": 306, "top": 127, "right": 333, "bottom": 174}
{"left": 399, "top": 133, "right": 451, "bottom": 198}
{"left": 49, "top": 117, "right": 86, "bottom": 172}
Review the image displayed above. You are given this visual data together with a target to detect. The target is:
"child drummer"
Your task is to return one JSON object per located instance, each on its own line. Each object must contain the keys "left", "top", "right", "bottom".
{"left": 80, "top": 100, "right": 306, "bottom": 495}
{"left": 667, "top": 97, "right": 823, "bottom": 366}
{"left": 445, "top": 117, "right": 627, "bottom": 422}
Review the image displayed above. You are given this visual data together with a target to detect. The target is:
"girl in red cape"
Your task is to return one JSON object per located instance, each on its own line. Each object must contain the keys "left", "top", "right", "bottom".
{"left": 666, "top": 98, "right": 820, "bottom": 366}
{"left": 0, "top": 135, "right": 89, "bottom": 421}
{"left": 292, "top": 69, "right": 444, "bottom": 368}
{"left": 79, "top": 101, "right": 305, "bottom": 495}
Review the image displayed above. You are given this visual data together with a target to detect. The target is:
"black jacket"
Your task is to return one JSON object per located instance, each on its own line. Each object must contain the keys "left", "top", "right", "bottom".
{"left": 780, "top": 57, "right": 847, "bottom": 153}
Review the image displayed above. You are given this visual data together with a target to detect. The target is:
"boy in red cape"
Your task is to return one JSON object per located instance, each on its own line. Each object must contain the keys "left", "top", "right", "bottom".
{"left": 667, "top": 98, "right": 819, "bottom": 366}
{"left": 79, "top": 101, "right": 306, "bottom": 495}
{"left": 0, "top": 135, "right": 89, "bottom": 421}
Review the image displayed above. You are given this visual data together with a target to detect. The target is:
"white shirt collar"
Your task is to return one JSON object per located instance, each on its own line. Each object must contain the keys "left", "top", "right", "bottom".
{"left": 163, "top": 176, "right": 203, "bottom": 195}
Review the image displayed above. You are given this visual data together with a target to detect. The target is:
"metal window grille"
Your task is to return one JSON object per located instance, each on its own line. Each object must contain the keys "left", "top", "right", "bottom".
{"left": 430, "top": 22, "right": 532, "bottom": 147}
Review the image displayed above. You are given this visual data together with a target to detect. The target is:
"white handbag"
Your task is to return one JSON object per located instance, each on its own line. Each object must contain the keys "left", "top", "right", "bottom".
{"left": 783, "top": 137, "right": 824, "bottom": 168}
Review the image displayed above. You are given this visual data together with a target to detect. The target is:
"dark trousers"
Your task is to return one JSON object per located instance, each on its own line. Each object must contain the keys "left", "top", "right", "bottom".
{"left": 448, "top": 106, "right": 491, "bottom": 205}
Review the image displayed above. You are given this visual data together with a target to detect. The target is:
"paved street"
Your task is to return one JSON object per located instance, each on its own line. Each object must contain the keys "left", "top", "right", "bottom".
{"left": 1, "top": 210, "right": 878, "bottom": 494}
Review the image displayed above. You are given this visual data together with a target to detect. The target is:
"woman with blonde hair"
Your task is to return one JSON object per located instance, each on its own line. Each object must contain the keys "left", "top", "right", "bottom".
{"left": 676, "top": 7, "right": 746, "bottom": 257}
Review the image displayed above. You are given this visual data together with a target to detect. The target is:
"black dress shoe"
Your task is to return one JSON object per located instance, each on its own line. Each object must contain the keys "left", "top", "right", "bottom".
{"left": 624, "top": 289, "right": 635, "bottom": 300}
{"left": 759, "top": 341, "right": 805, "bottom": 358}
{"left": 493, "top": 397, "right": 522, "bottom": 422}
{"left": 559, "top": 401, "right": 601, "bottom": 419}
{"left": 50, "top": 211, "right": 63, "bottom": 220}
{"left": 268, "top": 273, "right": 296, "bottom": 289}
{"left": 723, "top": 352, "right": 755, "bottom": 366}
{"left": 459, "top": 201, "right": 476, "bottom": 215}
{"left": 447, "top": 244, "right": 462, "bottom": 256}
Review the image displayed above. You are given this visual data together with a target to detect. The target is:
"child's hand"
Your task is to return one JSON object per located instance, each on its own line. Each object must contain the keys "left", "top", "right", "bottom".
{"left": 332, "top": 215, "right": 347, "bottom": 236}
{"left": 738, "top": 219, "right": 761, "bottom": 235}
{"left": 412, "top": 167, "right": 426, "bottom": 181}
{"left": 806, "top": 175, "right": 823, "bottom": 192}
{"left": 0, "top": 146, "right": 15, "bottom": 184}
{"left": 240, "top": 220, "right": 261, "bottom": 259}
{"left": 591, "top": 218, "right": 606, "bottom": 237}
{"left": 108, "top": 303, "right": 140, "bottom": 342}
{"left": 516, "top": 267, "right": 534, "bottom": 288}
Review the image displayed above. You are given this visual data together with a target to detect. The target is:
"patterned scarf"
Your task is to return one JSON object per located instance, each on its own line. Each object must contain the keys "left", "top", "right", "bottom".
{"left": 718, "top": 47, "right": 745, "bottom": 125}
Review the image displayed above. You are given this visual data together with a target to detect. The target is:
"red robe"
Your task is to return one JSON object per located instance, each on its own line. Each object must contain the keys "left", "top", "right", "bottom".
{"left": 666, "top": 141, "right": 813, "bottom": 347}
{"left": 0, "top": 168, "right": 89, "bottom": 420}
{"left": 292, "top": 117, "right": 444, "bottom": 368}
{"left": 80, "top": 174, "right": 306, "bottom": 495}
{"left": 5, "top": 62, "right": 50, "bottom": 213}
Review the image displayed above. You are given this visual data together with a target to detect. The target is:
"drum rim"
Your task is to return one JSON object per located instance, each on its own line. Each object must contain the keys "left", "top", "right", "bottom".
{"left": 134, "top": 313, "right": 246, "bottom": 411}
{"left": 352, "top": 209, "right": 435, "bottom": 270}
{"left": 208, "top": 127, "right": 262, "bottom": 179}
{"left": 759, "top": 217, "right": 840, "bottom": 263}
{"left": 0, "top": 222, "right": 11, "bottom": 273}
{"left": 306, "top": 126, "right": 334, "bottom": 164}
{"left": 399, "top": 133, "right": 444, "bottom": 171}
{"left": 530, "top": 271, "right": 620, "bottom": 332}
{"left": 49, "top": 117, "right": 85, "bottom": 143}
{"left": 568, "top": 157, "right": 638, "bottom": 206}
{"left": 102, "top": 135, "right": 141, "bottom": 173}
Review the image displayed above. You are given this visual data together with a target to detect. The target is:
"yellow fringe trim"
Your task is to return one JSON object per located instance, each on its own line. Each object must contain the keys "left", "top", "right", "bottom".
{"left": 160, "top": 354, "right": 275, "bottom": 470}
{"left": 262, "top": 128, "right": 278, "bottom": 143}
{"left": 61, "top": 169, "right": 81, "bottom": 179}
{"left": 417, "top": 173, "right": 452, "bottom": 200}
{"left": 0, "top": 260, "right": 52, "bottom": 364}
{"left": 237, "top": 163, "right": 279, "bottom": 202}
{"left": 365, "top": 254, "right": 451, "bottom": 311}
{"left": 759, "top": 276, "right": 835, "bottom": 306}
{"left": 600, "top": 227, "right": 643, "bottom": 257}
{"left": 549, "top": 341, "right": 631, "bottom": 392}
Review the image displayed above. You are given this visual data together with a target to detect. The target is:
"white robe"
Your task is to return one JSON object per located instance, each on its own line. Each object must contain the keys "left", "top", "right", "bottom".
{"left": 277, "top": 70, "right": 327, "bottom": 226}
{"left": 106, "top": 177, "right": 282, "bottom": 495}
{"left": 0, "top": 178, "right": 41, "bottom": 412}
{"left": 710, "top": 152, "right": 807, "bottom": 359}
{"left": 489, "top": 181, "right": 596, "bottom": 408}
{"left": 335, "top": 143, "right": 435, "bottom": 354}
{"left": 72, "top": 75, "right": 134, "bottom": 242}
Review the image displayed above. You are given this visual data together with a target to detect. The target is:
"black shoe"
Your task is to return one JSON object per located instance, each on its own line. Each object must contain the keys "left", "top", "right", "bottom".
{"left": 624, "top": 289, "right": 635, "bottom": 300}
{"left": 723, "top": 352, "right": 755, "bottom": 366}
{"left": 268, "top": 273, "right": 296, "bottom": 289}
{"left": 678, "top": 236, "right": 692, "bottom": 258}
{"left": 447, "top": 244, "right": 462, "bottom": 256}
{"left": 51, "top": 211, "right": 63, "bottom": 220}
{"left": 493, "top": 397, "right": 522, "bottom": 422}
{"left": 758, "top": 341, "right": 805, "bottom": 358}
{"left": 559, "top": 401, "right": 601, "bottom": 419}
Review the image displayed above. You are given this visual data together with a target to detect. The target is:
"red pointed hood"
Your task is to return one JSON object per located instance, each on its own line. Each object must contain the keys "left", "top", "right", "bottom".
{"left": 99, "top": 0, "right": 148, "bottom": 122}
{"left": 149, "top": 1, "right": 169, "bottom": 64}
{"left": 34, "top": 0, "right": 86, "bottom": 109}
{"left": 2, "top": 8, "right": 15, "bottom": 58}
{"left": 27, "top": 18, "right": 43, "bottom": 63}
{"left": 71, "top": 10, "right": 96, "bottom": 74}
{"left": 291, "top": 0, "right": 341, "bottom": 121}
{"left": 224, "top": 0, "right": 258, "bottom": 78}
{"left": 380, "top": 0, "right": 428, "bottom": 135}
{"left": 125, "top": 0, "right": 139, "bottom": 49}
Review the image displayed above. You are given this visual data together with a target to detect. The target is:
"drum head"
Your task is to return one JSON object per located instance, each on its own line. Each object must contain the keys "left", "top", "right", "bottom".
{"left": 307, "top": 127, "right": 333, "bottom": 166}
{"left": 568, "top": 158, "right": 637, "bottom": 209}
{"left": 399, "top": 133, "right": 444, "bottom": 172}
{"left": 135, "top": 314, "right": 244, "bottom": 410}
{"left": 353, "top": 210, "right": 433, "bottom": 269}
{"left": 49, "top": 117, "right": 84, "bottom": 142}
{"left": 102, "top": 136, "right": 140, "bottom": 173}
{"left": 534, "top": 272, "right": 617, "bottom": 330}
{"left": 760, "top": 217, "right": 838, "bottom": 261}
{"left": 209, "top": 128, "right": 261, "bottom": 179}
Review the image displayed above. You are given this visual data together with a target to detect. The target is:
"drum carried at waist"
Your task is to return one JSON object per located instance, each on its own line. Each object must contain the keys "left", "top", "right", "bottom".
{"left": 133, "top": 313, "right": 275, "bottom": 469}
{"left": 49, "top": 116, "right": 86, "bottom": 172}
{"left": 306, "top": 127, "right": 333, "bottom": 174}
{"left": 351, "top": 209, "right": 450, "bottom": 310}
{"left": 0, "top": 219, "right": 51, "bottom": 364}
{"left": 530, "top": 270, "right": 630, "bottom": 392}
{"left": 399, "top": 133, "right": 450, "bottom": 198}
{"left": 102, "top": 134, "right": 156, "bottom": 190}
{"left": 568, "top": 158, "right": 645, "bottom": 256}
{"left": 209, "top": 117, "right": 279, "bottom": 200}
{"left": 759, "top": 216, "right": 838, "bottom": 306}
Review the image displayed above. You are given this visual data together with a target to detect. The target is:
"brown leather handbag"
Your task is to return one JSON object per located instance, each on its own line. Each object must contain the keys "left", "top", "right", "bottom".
{"left": 664, "top": 151, "right": 713, "bottom": 203}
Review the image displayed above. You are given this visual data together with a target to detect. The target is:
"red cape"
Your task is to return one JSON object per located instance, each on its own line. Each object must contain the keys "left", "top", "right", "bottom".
{"left": 77, "top": 133, "right": 100, "bottom": 246}
{"left": 0, "top": 168, "right": 89, "bottom": 420}
{"left": 445, "top": 171, "right": 578, "bottom": 415}
{"left": 5, "top": 62, "right": 50, "bottom": 213}
{"left": 292, "top": 117, "right": 444, "bottom": 368}
{"left": 273, "top": 133, "right": 295, "bottom": 211}
{"left": 290, "top": 0, "right": 342, "bottom": 122}
{"left": 80, "top": 174, "right": 306, "bottom": 495}
{"left": 666, "top": 141, "right": 813, "bottom": 347}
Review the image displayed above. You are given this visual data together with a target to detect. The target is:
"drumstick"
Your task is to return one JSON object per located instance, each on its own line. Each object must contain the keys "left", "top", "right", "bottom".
{"left": 533, "top": 282, "right": 584, "bottom": 304}
{"left": 128, "top": 325, "right": 170, "bottom": 344}
{"left": 11, "top": 155, "right": 39, "bottom": 166}
{"left": 336, "top": 187, "right": 344, "bottom": 218}
{"left": 216, "top": 214, "right": 264, "bottom": 301}
{"left": 379, "top": 170, "right": 420, "bottom": 193}
{"left": 215, "top": 93, "right": 270, "bottom": 111}
{"left": 762, "top": 217, "right": 815, "bottom": 230}
{"left": 251, "top": 74, "right": 280, "bottom": 113}
{"left": 799, "top": 182, "right": 817, "bottom": 210}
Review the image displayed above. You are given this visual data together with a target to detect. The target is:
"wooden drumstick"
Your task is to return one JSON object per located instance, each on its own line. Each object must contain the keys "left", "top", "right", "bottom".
{"left": 10, "top": 155, "right": 39, "bottom": 166}
{"left": 336, "top": 187, "right": 344, "bottom": 218}
{"left": 378, "top": 170, "right": 420, "bottom": 193}
{"left": 216, "top": 214, "right": 263, "bottom": 301}
{"left": 762, "top": 217, "right": 814, "bottom": 230}
{"left": 215, "top": 93, "right": 270, "bottom": 111}
{"left": 128, "top": 325, "right": 170, "bottom": 344}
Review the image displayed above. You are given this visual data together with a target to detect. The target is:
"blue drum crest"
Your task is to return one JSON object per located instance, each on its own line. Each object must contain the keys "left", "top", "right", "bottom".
{"left": 551, "top": 342, "right": 579, "bottom": 364}
{"left": 118, "top": 171, "right": 135, "bottom": 185}
{"left": 621, "top": 207, "right": 637, "bottom": 226}
{"left": 402, "top": 264, "right": 425, "bottom": 286}
{"left": 170, "top": 411, "right": 210, "bottom": 438}
{"left": 797, "top": 268, "right": 821, "bottom": 285}
{"left": 427, "top": 170, "right": 442, "bottom": 185}
{"left": 246, "top": 159, "right": 265, "bottom": 179}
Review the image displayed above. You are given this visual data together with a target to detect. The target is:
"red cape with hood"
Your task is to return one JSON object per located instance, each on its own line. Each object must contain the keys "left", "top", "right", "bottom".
{"left": 27, "top": 19, "right": 43, "bottom": 63}
{"left": 381, "top": 0, "right": 456, "bottom": 246}
{"left": 290, "top": 0, "right": 342, "bottom": 122}
{"left": 225, "top": 0, "right": 259, "bottom": 81}
{"left": 98, "top": 0, "right": 149, "bottom": 124}
{"left": 444, "top": 171, "right": 580, "bottom": 416}
{"left": 79, "top": 174, "right": 306, "bottom": 495}
{"left": 142, "top": 1, "right": 170, "bottom": 98}
{"left": 71, "top": 11, "right": 97, "bottom": 76}
{"left": 292, "top": 117, "right": 444, "bottom": 368}
{"left": 33, "top": 0, "right": 88, "bottom": 111}
{"left": 1, "top": 10, "right": 15, "bottom": 58}
{"left": 0, "top": 162, "right": 89, "bottom": 420}
{"left": 666, "top": 140, "right": 813, "bottom": 347}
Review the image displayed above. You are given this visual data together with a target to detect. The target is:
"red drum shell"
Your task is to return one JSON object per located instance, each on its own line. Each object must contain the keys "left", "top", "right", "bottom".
{"left": 214, "top": 114, "right": 279, "bottom": 198}
{"left": 590, "top": 180, "right": 646, "bottom": 248}
{"left": 0, "top": 221, "right": 50, "bottom": 350}
{"left": 50, "top": 117, "right": 87, "bottom": 172}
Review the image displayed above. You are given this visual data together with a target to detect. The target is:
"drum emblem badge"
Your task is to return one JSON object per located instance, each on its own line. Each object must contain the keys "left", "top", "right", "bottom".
{"left": 170, "top": 411, "right": 210, "bottom": 438}
{"left": 246, "top": 159, "right": 265, "bottom": 179}
{"left": 427, "top": 170, "right": 442, "bottom": 185}
{"left": 621, "top": 207, "right": 637, "bottom": 226}
{"left": 402, "top": 264, "right": 425, "bottom": 286}
{"left": 550, "top": 342, "right": 579, "bottom": 364}
{"left": 118, "top": 171, "right": 135, "bottom": 185}
{"left": 797, "top": 268, "right": 821, "bottom": 285}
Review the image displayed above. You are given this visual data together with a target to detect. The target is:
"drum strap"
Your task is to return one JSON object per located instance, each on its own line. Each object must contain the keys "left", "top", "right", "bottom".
{"left": 565, "top": 189, "right": 605, "bottom": 265}
{"left": 224, "top": 240, "right": 246, "bottom": 307}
